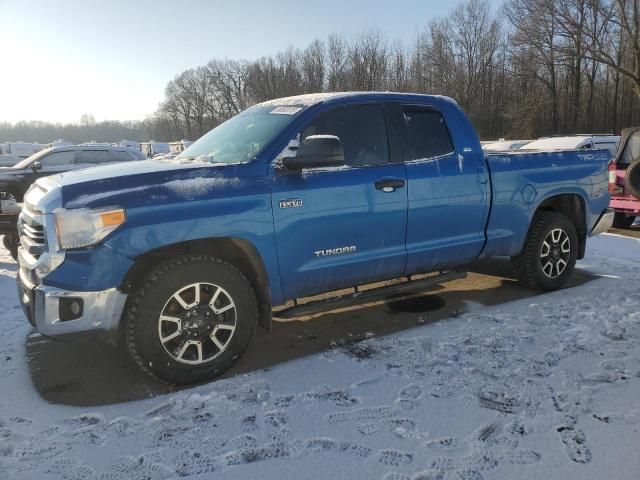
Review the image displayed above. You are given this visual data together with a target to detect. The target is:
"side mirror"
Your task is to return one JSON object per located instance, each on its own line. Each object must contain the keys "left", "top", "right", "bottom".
{"left": 282, "top": 135, "right": 345, "bottom": 171}
{"left": 32, "top": 161, "right": 42, "bottom": 171}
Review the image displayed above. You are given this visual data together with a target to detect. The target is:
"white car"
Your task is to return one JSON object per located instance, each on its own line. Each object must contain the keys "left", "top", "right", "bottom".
{"left": 483, "top": 140, "right": 532, "bottom": 151}
{"left": 520, "top": 135, "right": 620, "bottom": 156}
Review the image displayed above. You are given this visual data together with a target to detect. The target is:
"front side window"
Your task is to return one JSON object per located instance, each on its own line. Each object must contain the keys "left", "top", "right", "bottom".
{"left": 39, "top": 150, "right": 75, "bottom": 167}
{"left": 620, "top": 132, "right": 640, "bottom": 166}
{"left": 301, "top": 104, "right": 389, "bottom": 167}
{"left": 403, "top": 108, "right": 455, "bottom": 161}
{"left": 177, "top": 104, "right": 301, "bottom": 164}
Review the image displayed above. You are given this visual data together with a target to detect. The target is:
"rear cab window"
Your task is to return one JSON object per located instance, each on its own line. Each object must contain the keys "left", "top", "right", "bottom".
{"left": 402, "top": 107, "right": 455, "bottom": 161}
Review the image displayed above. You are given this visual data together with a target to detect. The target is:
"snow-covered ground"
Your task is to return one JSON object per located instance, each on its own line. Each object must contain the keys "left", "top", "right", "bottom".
{"left": 1, "top": 234, "right": 639, "bottom": 480}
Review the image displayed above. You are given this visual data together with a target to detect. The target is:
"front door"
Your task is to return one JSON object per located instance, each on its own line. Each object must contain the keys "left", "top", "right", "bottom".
{"left": 270, "top": 103, "right": 408, "bottom": 300}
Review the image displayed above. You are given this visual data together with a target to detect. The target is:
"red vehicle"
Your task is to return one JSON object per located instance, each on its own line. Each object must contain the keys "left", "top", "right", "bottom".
{"left": 610, "top": 127, "right": 640, "bottom": 228}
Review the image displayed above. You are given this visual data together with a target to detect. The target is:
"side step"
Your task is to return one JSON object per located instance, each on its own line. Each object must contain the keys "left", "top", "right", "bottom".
{"left": 274, "top": 270, "right": 467, "bottom": 319}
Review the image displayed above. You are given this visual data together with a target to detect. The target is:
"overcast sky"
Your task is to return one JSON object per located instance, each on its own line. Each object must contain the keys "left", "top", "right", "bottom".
{"left": 0, "top": 0, "right": 498, "bottom": 124}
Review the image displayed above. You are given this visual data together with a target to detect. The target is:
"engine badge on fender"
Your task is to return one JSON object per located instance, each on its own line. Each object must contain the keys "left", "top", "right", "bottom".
{"left": 279, "top": 198, "right": 303, "bottom": 209}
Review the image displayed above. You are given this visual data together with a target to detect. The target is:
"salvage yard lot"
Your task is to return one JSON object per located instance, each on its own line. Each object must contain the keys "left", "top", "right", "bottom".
{"left": 1, "top": 232, "right": 639, "bottom": 479}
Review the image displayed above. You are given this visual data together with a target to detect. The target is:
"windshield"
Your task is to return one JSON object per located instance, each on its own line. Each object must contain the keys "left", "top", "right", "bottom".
{"left": 12, "top": 147, "right": 55, "bottom": 169}
{"left": 176, "top": 105, "right": 302, "bottom": 164}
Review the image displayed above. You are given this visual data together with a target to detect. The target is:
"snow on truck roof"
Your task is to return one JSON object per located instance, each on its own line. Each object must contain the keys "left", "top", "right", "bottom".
{"left": 258, "top": 92, "right": 456, "bottom": 109}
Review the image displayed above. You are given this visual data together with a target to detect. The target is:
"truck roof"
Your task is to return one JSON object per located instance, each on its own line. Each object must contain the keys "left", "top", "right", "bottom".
{"left": 258, "top": 91, "right": 457, "bottom": 108}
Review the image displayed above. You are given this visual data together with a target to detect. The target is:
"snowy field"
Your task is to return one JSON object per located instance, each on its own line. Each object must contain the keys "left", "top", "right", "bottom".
{"left": 0, "top": 234, "right": 639, "bottom": 480}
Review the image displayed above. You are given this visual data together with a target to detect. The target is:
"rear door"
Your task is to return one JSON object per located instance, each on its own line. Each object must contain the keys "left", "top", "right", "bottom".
{"left": 399, "top": 104, "right": 490, "bottom": 273}
{"left": 270, "top": 103, "right": 408, "bottom": 299}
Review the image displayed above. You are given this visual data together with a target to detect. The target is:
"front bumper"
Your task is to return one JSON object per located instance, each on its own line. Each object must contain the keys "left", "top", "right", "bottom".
{"left": 590, "top": 208, "right": 614, "bottom": 236}
{"left": 17, "top": 249, "right": 127, "bottom": 337}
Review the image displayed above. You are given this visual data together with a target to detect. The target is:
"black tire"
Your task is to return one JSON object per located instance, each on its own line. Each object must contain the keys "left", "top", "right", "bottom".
{"left": 627, "top": 158, "right": 640, "bottom": 200}
{"left": 512, "top": 211, "right": 579, "bottom": 291}
{"left": 612, "top": 213, "right": 636, "bottom": 229}
{"left": 2, "top": 234, "right": 18, "bottom": 261}
{"left": 125, "top": 255, "right": 258, "bottom": 385}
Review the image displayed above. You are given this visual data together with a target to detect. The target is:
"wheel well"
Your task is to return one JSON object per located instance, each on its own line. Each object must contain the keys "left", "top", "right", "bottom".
{"left": 121, "top": 238, "right": 272, "bottom": 332}
{"left": 535, "top": 194, "right": 587, "bottom": 259}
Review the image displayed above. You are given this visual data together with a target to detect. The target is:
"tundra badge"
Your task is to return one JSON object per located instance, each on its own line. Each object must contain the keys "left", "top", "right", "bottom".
{"left": 315, "top": 246, "right": 357, "bottom": 257}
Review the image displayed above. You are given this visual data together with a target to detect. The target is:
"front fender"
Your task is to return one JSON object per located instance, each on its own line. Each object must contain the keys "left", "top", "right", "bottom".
{"left": 103, "top": 194, "right": 284, "bottom": 305}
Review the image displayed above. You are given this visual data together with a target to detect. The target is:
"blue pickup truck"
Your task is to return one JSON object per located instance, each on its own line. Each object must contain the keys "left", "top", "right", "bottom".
{"left": 16, "top": 92, "right": 613, "bottom": 384}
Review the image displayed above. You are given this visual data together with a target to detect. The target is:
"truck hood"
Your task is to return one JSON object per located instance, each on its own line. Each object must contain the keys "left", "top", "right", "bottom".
{"left": 40, "top": 159, "right": 249, "bottom": 210}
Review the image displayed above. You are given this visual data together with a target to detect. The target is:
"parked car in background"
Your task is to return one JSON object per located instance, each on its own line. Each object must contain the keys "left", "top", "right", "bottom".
{"left": 47, "top": 139, "right": 74, "bottom": 148}
{"left": 117, "top": 140, "right": 141, "bottom": 150}
{"left": 169, "top": 140, "right": 194, "bottom": 153}
{"left": 483, "top": 139, "right": 532, "bottom": 151}
{"left": 520, "top": 135, "right": 620, "bottom": 156}
{"left": 609, "top": 127, "right": 640, "bottom": 228}
{"left": 140, "top": 141, "right": 170, "bottom": 157}
{"left": 0, "top": 142, "right": 46, "bottom": 158}
{"left": 0, "top": 155, "right": 21, "bottom": 167}
{"left": 0, "top": 144, "right": 147, "bottom": 260}
{"left": 15, "top": 92, "right": 613, "bottom": 384}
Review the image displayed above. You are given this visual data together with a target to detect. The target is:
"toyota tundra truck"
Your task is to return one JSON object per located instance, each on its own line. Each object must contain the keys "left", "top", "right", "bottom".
{"left": 16, "top": 92, "right": 614, "bottom": 384}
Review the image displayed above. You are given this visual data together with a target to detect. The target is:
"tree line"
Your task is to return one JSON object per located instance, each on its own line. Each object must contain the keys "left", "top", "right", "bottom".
{"left": 2, "top": 0, "right": 639, "bottom": 144}
{"left": 150, "top": 0, "right": 640, "bottom": 141}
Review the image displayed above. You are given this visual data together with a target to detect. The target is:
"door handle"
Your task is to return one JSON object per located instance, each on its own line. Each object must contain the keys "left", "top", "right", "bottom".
{"left": 375, "top": 178, "right": 405, "bottom": 192}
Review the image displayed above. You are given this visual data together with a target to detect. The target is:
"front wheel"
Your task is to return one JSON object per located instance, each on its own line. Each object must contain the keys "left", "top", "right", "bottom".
{"left": 125, "top": 255, "right": 258, "bottom": 384}
{"left": 512, "top": 211, "right": 578, "bottom": 291}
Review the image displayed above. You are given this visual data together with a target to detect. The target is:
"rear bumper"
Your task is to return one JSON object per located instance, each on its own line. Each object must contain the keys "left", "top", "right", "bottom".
{"left": 610, "top": 196, "right": 640, "bottom": 215}
{"left": 590, "top": 208, "right": 614, "bottom": 236}
{"left": 17, "top": 250, "right": 127, "bottom": 337}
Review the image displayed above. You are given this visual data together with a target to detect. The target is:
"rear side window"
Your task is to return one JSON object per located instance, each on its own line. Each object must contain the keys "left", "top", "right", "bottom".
{"left": 403, "top": 108, "right": 454, "bottom": 160}
{"left": 39, "top": 150, "right": 75, "bottom": 166}
{"left": 620, "top": 132, "right": 640, "bottom": 165}
{"left": 301, "top": 104, "right": 389, "bottom": 167}
{"left": 75, "top": 150, "right": 112, "bottom": 165}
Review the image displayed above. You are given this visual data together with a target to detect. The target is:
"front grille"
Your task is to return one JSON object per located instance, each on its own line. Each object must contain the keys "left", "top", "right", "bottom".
{"left": 18, "top": 207, "right": 47, "bottom": 259}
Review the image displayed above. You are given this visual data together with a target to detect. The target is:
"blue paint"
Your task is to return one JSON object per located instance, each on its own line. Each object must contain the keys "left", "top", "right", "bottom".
{"left": 41, "top": 93, "right": 611, "bottom": 306}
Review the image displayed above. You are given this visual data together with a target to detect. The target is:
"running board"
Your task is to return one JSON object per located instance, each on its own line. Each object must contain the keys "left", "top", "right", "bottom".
{"left": 274, "top": 270, "right": 467, "bottom": 319}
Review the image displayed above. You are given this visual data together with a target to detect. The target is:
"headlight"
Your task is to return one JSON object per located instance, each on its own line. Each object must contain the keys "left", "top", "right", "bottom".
{"left": 54, "top": 207, "right": 126, "bottom": 249}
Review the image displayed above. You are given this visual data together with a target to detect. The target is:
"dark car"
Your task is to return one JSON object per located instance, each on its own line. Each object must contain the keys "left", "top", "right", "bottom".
{"left": 1, "top": 145, "right": 147, "bottom": 259}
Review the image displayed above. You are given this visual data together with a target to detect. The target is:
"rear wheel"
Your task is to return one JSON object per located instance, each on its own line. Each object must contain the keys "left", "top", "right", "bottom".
{"left": 612, "top": 212, "right": 635, "bottom": 229}
{"left": 512, "top": 211, "right": 578, "bottom": 291}
{"left": 125, "top": 255, "right": 258, "bottom": 384}
{"left": 627, "top": 158, "right": 640, "bottom": 200}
